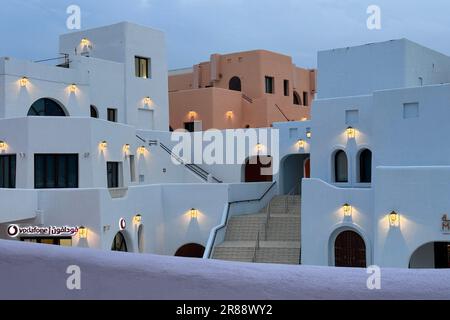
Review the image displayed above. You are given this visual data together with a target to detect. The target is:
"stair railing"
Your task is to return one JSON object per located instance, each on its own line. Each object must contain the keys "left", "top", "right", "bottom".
{"left": 275, "top": 104, "right": 291, "bottom": 121}
{"left": 252, "top": 230, "right": 261, "bottom": 263}
{"left": 285, "top": 184, "right": 299, "bottom": 212}
{"left": 264, "top": 201, "right": 271, "bottom": 241}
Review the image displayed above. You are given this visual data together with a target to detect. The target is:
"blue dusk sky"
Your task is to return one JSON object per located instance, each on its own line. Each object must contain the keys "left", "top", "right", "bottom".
{"left": 0, "top": 0, "right": 449, "bottom": 69}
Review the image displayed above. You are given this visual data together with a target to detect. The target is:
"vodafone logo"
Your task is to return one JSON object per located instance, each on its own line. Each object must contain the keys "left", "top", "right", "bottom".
{"left": 119, "top": 218, "right": 126, "bottom": 230}
{"left": 7, "top": 225, "right": 19, "bottom": 238}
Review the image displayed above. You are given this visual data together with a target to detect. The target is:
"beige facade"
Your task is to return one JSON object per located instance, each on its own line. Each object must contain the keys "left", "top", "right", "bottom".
{"left": 169, "top": 50, "right": 316, "bottom": 130}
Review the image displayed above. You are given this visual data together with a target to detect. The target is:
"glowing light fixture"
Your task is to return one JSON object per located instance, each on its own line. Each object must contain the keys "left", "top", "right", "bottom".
{"left": 347, "top": 126, "right": 356, "bottom": 139}
{"left": 226, "top": 111, "right": 234, "bottom": 119}
{"left": 343, "top": 203, "right": 352, "bottom": 217}
{"left": 256, "top": 143, "right": 264, "bottom": 152}
{"left": 99, "top": 141, "right": 108, "bottom": 150}
{"left": 133, "top": 214, "right": 142, "bottom": 224}
{"left": 190, "top": 208, "right": 199, "bottom": 219}
{"left": 389, "top": 211, "right": 400, "bottom": 227}
{"left": 69, "top": 84, "right": 77, "bottom": 93}
{"left": 297, "top": 139, "right": 305, "bottom": 149}
{"left": 81, "top": 38, "right": 90, "bottom": 47}
{"left": 301, "top": 117, "right": 308, "bottom": 122}
{"left": 0, "top": 141, "right": 6, "bottom": 150}
{"left": 138, "top": 146, "right": 146, "bottom": 155}
{"left": 144, "top": 96, "right": 152, "bottom": 105}
{"left": 188, "top": 111, "right": 197, "bottom": 120}
{"left": 20, "top": 77, "right": 28, "bottom": 87}
{"left": 78, "top": 226, "right": 88, "bottom": 239}
{"left": 306, "top": 128, "right": 312, "bottom": 139}
{"left": 123, "top": 144, "right": 130, "bottom": 153}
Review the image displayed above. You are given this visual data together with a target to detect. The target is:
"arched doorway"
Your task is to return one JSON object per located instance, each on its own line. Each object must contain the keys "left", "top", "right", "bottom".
{"left": 293, "top": 91, "right": 302, "bottom": 105}
{"left": 334, "top": 150, "right": 348, "bottom": 183}
{"left": 137, "top": 225, "right": 145, "bottom": 254}
{"left": 28, "top": 98, "right": 67, "bottom": 116}
{"left": 90, "top": 105, "right": 99, "bottom": 118}
{"left": 280, "top": 154, "right": 310, "bottom": 194}
{"left": 175, "top": 243, "right": 205, "bottom": 258}
{"left": 334, "top": 230, "right": 366, "bottom": 268}
{"left": 410, "top": 242, "right": 450, "bottom": 269}
{"left": 244, "top": 156, "right": 273, "bottom": 182}
{"left": 111, "top": 232, "right": 128, "bottom": 252}
{"left": 229, "top": 76, "right": 242, "bottom": 92}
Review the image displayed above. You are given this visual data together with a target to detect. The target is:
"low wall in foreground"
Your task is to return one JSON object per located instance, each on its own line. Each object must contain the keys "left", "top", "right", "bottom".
{"left": 0, "top": 240, "right": 449, "bottom": 300}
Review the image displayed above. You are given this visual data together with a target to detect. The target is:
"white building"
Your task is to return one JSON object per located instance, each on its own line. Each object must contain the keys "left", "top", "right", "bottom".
{"left": 0, "top": 23, "right": 448, "bottom": 269}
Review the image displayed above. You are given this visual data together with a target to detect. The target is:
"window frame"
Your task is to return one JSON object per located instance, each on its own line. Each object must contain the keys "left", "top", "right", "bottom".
{"left": 135, "top": 56, "right": 151, "bottom": 79}
{"left": 0, "top": 154, "right": 16, "bottom": 189}
{"left": 265, "top": 76, "right": 275, "bottom": 94}
{"left": 334, "top": 150, "right": 349, "bottom": 183}
{"left": 283, "top": 80, "right": 290, "bottom": 96}
{"left": 107, "top": 108, "right": 117, "bottom": 122}
{"left": 34, "top": 154, "right": 79, "bottom": 189}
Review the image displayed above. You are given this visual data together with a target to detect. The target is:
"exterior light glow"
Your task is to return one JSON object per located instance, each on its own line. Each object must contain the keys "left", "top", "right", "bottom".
{"left": 20, "top": 77, "right": 29, "bottom": 87}
{"left": 256, "top": 143, "right": 264, "bottom": 152}
{"left": 347, "top": 126, "right": 356, "bottom": 139}
{"left": 301, "top": 117, "right": 308, "bottom": 122}
{"left": 69, "top": 84, "right": 77, "bottom": 93}
{"left": 138, "top": 146, "right": 146, "bottom": 155}
{"left": 188, "top": 111, "right": 197, "bottom": 120}
{"left": 297, "top": 139, "right": 305, "bottom": 149}
{"left": 343, "top": 203, "right": 352, "bottom": 217}
{"left": 81, "top": 38, "right": 90, "bottom": 47}
{"left": 78, "top": 226, "right": 88, "bottom": 239}
{"left": 190, "top": 208, "right": 199, "bottom": 219}
{"left": 389, "top": 211, "right": 400, "bottom": 227}
{"left": 123, "top": 144, "right": 130, "bottom": 153}
{"left": 133, "top": 214, "right": 142, "bottom": 224}
{"left": 144, "top": 96, "right": 152, "bottom": 105}
{"left": 100, "top": 141, "right": 108, "bottom": 150}
{"left": 306, "top": 128, "right": 312, "bottom": 139}
{"left": 0, "top": 141, "right": 6, "bottom": 150}
{"left": 226, "top": 111, "right": 233, "bottom": 119}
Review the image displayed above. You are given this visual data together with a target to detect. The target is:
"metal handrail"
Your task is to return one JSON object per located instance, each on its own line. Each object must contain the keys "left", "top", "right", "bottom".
{"left": 136, "top": 135, "right": 146, "bottom": 143}
{"left": 264, "top": 201, "right": 271, "bottom": 240}
{"left": 205, "top": 181, "right": 277, "bottom": 259}
{"left": 275, "top": 104, "right": 291, "bottom": 121}
{"left": 252, "top": 231, "right": 261, "bottom": 263}
{"left": 285, "top": 184, "right": 299, "bottom": 212}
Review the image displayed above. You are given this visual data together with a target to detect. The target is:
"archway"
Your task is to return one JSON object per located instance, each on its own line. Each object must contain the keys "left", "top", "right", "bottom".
{"left": 229, "top": 76, "right": 242, "bottom": 92}
{"left": 280, "top": 154, "right": 310, "bottom": 195}
{"left": 293, "top": 91, "right": 302, "bottom": 105}
{"left": 175, "top": 243, "right": 205, "bottom": 258}
{"left": 358, "top": 149, "right": 372, "bottom": 183}
{"left": 28, "top": 98, "right": 67, "bottom": 116}
{"left": 334, "top": 150, "right": 348, "bottom": 183}
{"left": 90, "top": 105, "right": 99, "bottom": 118}
{"left": 111, "top": 232, "right": 128, "bottom": 252}
{"left": 410, "top": 242, "right": 449, "bottom": 269}
{"left": 244, "top": 156, "right": 273, "bottom": 182}
{"left": 334, "top": 230, "right": 367, "bottom": 268}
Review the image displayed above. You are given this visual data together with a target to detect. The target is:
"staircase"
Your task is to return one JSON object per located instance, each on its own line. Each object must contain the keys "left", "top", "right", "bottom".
{"left": 212, "top": 195, "right": 301, "bottom": 265}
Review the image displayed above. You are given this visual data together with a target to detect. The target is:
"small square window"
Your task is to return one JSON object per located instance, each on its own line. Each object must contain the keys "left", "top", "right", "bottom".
{"left": 345, "top": 110, "right": 359, "bottom": 125}
{"left": 403, "top": 102, "right": 419, "bottom": 119}
{"left": 107, "top": 108, "right": 117, "bottom": 122}
{"left": 289, "top": 128, "right": 298, "bottom": 139}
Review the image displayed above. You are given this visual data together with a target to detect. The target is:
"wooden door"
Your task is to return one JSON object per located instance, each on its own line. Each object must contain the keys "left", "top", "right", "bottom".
{"left": 335, "top": 231, "right": 366, "bottom": 268}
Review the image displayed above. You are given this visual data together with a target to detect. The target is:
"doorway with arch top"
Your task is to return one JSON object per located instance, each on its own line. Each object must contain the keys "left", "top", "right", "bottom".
{"left": 243, "top": 156, "right": 273, "bottom": 182}
{"left": 333, "top": 230, "right": 367, "bottom": 268}
{"left": 175, "top": 243, "right": 205, "bottom": 258}
{"left": 279, "top": 154, "right": 310, "bottom": 195}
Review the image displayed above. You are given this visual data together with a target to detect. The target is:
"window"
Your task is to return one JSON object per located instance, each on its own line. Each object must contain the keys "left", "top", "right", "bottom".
{"left": 34, "top": 154, "right": 78, "bottom": 189}
{"left": 229, "top": 76, "right": 242, "bottom": 91}
{"left": 111, "top": 232, "right": 128, "bottom": 252}
{"left": 403, "top": 102, "right": 419, "bottom": 119}
{"left": 28, "top": 98, "right": 67, "bottom": 117}
{"left": 293, "top": 91, "right": 302, "bottom": 105}
{"left": 90, "top": 105, "right": 98, "bottom": 118}
{"left": 107, "top": 162, "right": 120, "bottom": 188}
{"left": 129, "top": 155, "right": 136, "bottom": 182}
{"left": 0, "top": 155, "right": 16, "bottom": 188}
{"left": 359, "top": 149, "right": 372, "bottom": 183}
{"left": 184, "top": 122, "right": 195, "bottom": 132}
{"left": 334, "top": 150, "right": 348, "bottom": 183}
{"left": 284, "top": 80, "right": 290, "bottom": 96}
{"left": 107, "top": 108, "right": 117, "bottom": 122}
{"left": 265, "top": 76, "right": 274, "bottom": 94}
{"left": 303, "top": 92, "right": 309, "bottom": 106}
{"left": 21, "top": 237, "right": 72, "bottom": 247}
{"left": 135, "top": 56, "right": 150, "bottom": 78}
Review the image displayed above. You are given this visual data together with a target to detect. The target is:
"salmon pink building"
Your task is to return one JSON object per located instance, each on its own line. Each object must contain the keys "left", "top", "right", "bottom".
{"left": 169, "top": 50, "right": 316, "bottom": 131}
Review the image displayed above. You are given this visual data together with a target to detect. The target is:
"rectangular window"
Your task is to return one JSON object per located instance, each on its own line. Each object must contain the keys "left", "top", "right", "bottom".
{"left": 403, "top": 102, "right": 419, "bottom": 119}
{"left": 303, "top": 92, "right": 309, "bottom": 106}
{"left": 284, "top": 80, "right": 290, "bottom": 96}
{"left": 135, "top": 56, "right": 150, "bottom": 79}
{"left": 107, "top": 162, "right": 120, "bottom": 188}
{"left": 34, "top": 154, "right": 78, "bottom": 189}
{"left": 129, "top": 155, "right": 136, "bottom": 182}
{"left": 265, "top": 76, "right": 274, "bottom": 94}
{"left": 0, "top": 155, "right": 16, "bottom": 188}
{"left": 107, "top": 108, "right": 117, "bottom": 122}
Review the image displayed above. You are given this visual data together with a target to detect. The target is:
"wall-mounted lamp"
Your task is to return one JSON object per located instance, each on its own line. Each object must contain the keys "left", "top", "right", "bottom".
{"left": 343, "top": 203, "right": 352, "bottom": 217}
{"left": 138, "top": 146, "right": 146, "bottom": 155}
{"left": 78, "top": 226, "right": 88, "bottom": 239}
{"left": 297, "top": 139, "right": 305, "bottom": 149}
{"left": 256, "top": 143, "right": 264, "bottom": 152}
{"left": 123, "top": 144, "right": 130, "bottom": 154}
{"left": 133, "top": 214, "right": 142, "bottom": 225}
{"left": 20, "top": 77, "right": 29, "bottom": 87}
{"left": 189, "top": 208, "right": 199, "bottom": 219}
{"left": 81, "top": 38, "right": 90, "bottom": 47}
{"left": 226, "top": 111, "right": 234, "bottom": 119}
{"left": 188, "top": 111, "right": 197, "bottom": 120}
{"left": 301, "top": 117, "right": 308, "bottom": 122}
{"left": 389, "top": 211, "right": 400, "bottom": 227}
{"left": 144, "top": 96, "right": 152, "bottom": 106}
{"left": 347, "top": 126, "right": 356, "bottom": 139}
{"left": 99, "top": 141, "right": 108, "bottom": 150}
{"left": 69, "top": 84, "right": 77, "bottom": 93}
{"left": 306, "top": 128, "right": 312, "bottom": 139}
{"left": 0, "top": 141, "right": 7, "bottom": 151}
